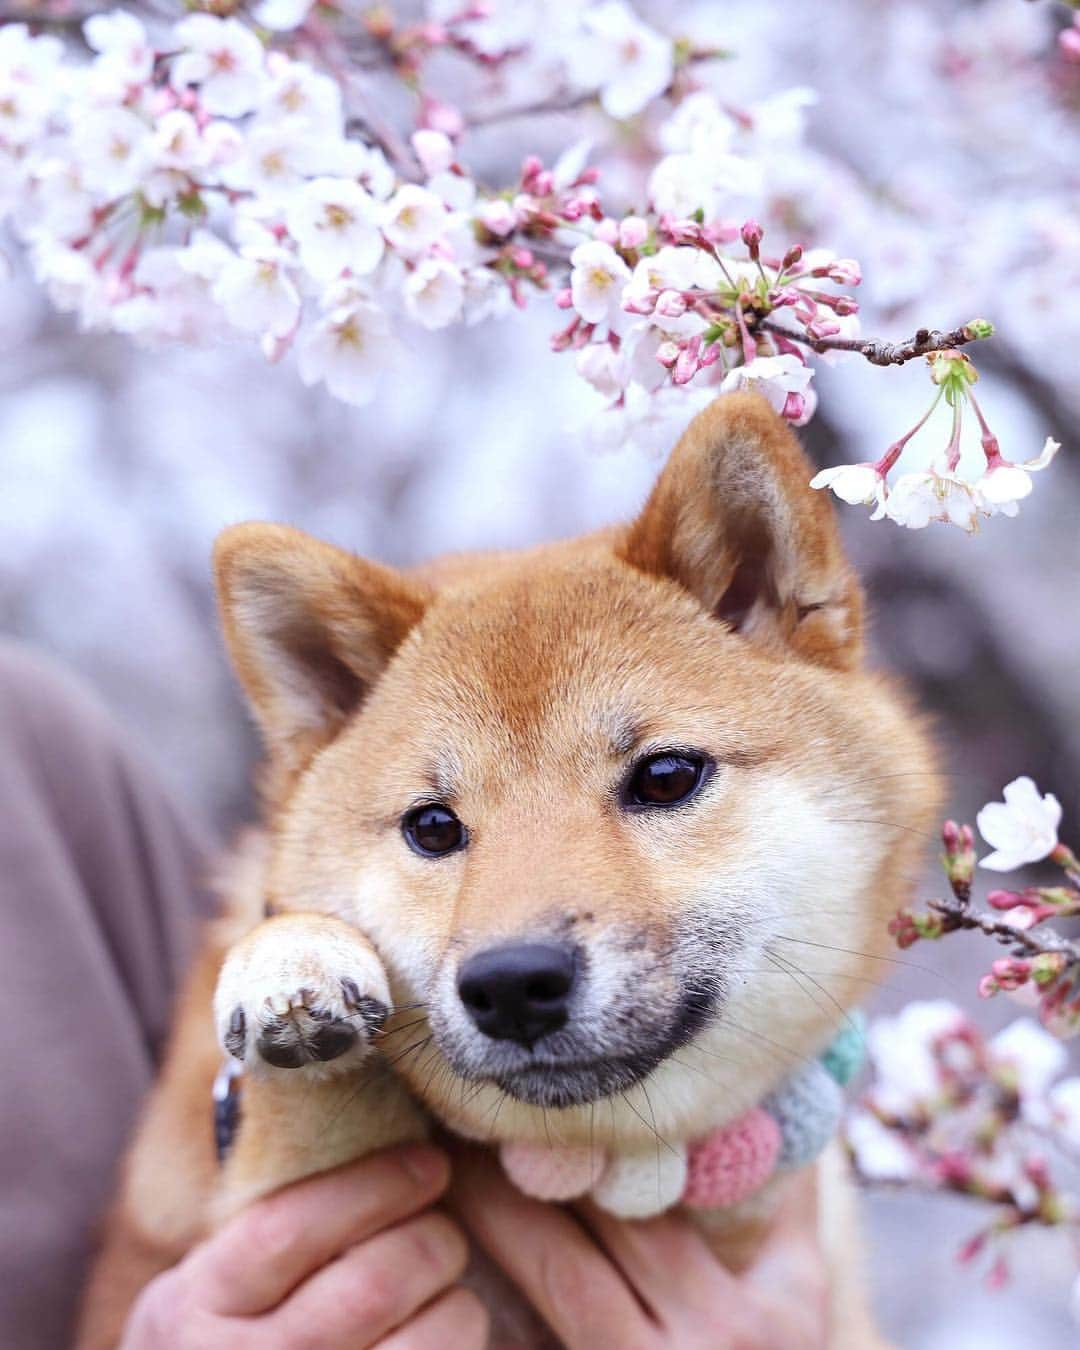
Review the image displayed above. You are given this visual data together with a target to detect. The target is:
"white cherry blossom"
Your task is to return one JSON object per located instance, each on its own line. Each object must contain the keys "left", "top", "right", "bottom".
{"left": 569, "top": 240, "right": 631, "bottom": 327}
{"left": 84, "top": 11, "right": 153, "bottom": 86}
{"left": 261, "top": 55, "right": 343, "bottom": 133}
{"left": 171, "top": 15, "right": 267, "bottom": 118}
{"left": 404, "top": 258, "right": 465, "bottom": 330}
{"left": 253, "top": 0, "right": 316, "bottom": 33}
{"left": 865, "top": 1000, "right": 966, "bottom": 1116}
{"left": 285, "top": 177, "right": 384, "bottom": 283}
{"left": 884, "top": 471, "right": 980, "bottom": 532}
{"left": 976, "top": 776, "right": 1062, "bottom": 872}
{"left": 412, "top": 130, "right": 454, "bottom": 177}
{"left": 989, "top": 1019, "right": 1067, "bottom": 1100}
{"left": 977, "top": 437, "right": 1061, "bottom": 509}
{"left": 214, "top": 244, "right": 301, "bottom": 340}
{"left": 72, "top": 107, "right": 153, "bottom": 198}
{"left": 382, "top": 185, "right": 449, "bottom": 258}
{"left": 296, "top": 301, "right": 397, "bottom": 406}
{"left": 810, "top": 463, "right": 887, "bottom": 512}
{"left": 580, "top": 1, "right": 673, "bottom": 119}
{"left": 719, "top": 354, "right": 813, "bottom": 413}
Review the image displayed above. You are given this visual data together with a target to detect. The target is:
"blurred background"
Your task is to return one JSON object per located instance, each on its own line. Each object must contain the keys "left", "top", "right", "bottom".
{"left": 1, "top": 0, "right": 1078, "bottom": 1344}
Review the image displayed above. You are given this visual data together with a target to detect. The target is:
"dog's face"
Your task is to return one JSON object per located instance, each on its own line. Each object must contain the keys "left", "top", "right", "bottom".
{"left": 217, "top": 394, "right": 936, "bottom": 1145}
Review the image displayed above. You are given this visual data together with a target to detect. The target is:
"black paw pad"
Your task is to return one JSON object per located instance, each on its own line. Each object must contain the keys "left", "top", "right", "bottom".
{"left": 224, "top": 1006, "right": 247, "bottom": 1060}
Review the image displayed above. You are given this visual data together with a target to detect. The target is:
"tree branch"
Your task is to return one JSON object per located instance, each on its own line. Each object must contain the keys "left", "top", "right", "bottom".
{"left": 928, "top": 893, "right": 1080, "bottom": 964}
{"left": 759, "top": 319, "right": 988, "bottom": 367}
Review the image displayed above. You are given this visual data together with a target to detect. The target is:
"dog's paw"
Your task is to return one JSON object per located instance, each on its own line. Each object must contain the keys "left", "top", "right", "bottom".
{"left": 214, "top": 917, "right": 392, "bottom": 1072}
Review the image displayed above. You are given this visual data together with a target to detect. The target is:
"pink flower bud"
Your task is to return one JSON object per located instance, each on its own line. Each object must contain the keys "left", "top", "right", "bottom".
{"left": 987, "top": 890, "right": 1027, "bottom": 910}
{"left": 1059, "top": 26, "right": 1080, "bottom": 63}
{"left": 828, "top": 259, "right": 862, "bottom": 286}
{"left": 673, "top": 336, "right": 702, "bottom": 384}
{"left": 555, "top": 286, "right": 573, "bottom": 309}
{"left": 594, "top": 217, "right": 619, "bottom": 246}
{"left": 832, "top": 295, "right": 859, "bottom": 316}
{"left": 806, "top": 318, "right": 841, "bottom": 340}
{"left": 623, "top": 289, "right": 658, "bottom": 316}
{"left": 561, "top": 199, "right": 587, "bottom": 222}
{"left": 741, "top": 219, "right": 764, "bottom": 252}
{"left": 977, "top": 975, "right": 999, "bottom": 998}
{"left": 957, "top": 1232, "right": 987, "bottom": 1265}
{"left": 699, "top": 342, "right": 721, "bottom": 368}
{"left": 782, "top": 391, "right": 807, "bottom": 422}
{"left": 520, "top": 155, "right": 544, "bottom": 188}
{"left": 550, "top": 317, "right": 580, "bottom": 352}
{"left": 478, "top": 198, "right": 518, "bottom": 237}
{"left": 420, "top": 96, "right": 464, "bottom": 137}
{"left": 651, "top": 341, "right": 677, "bottom": 368}
{"left": 618, "top": 216, "right": 649, "bottom": 249}
{"left": 655, "top": 289, "right": 687, "bottom": 318}
{"left": 781, "top": 244, "right": 803, "bottom": 271}
{"left": 985, "top": 1256, "right": 1010, "bottom": 1291}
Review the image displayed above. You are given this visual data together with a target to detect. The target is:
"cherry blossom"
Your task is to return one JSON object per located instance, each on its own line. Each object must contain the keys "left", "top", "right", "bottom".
{"left": 285, "top": 177, "right": 385, "bottom": 283}
{"left": 403, "top": 257, "right": 465, "bottom": 330}
{"left": 569, "top": 240, "right": 632, "bottom": 327}
{"left": 978, "top": 437, "right": 1061, "bottom": 510}
{"left": 84, "top": 10, "right": 153, "bottom": 86}
{"left": 809, "top": 463, "right": 886, "bottom": 512}
{"left": 719, "top": 354, "right": 815, "bottom": 423}
{"left": 0, "top": 2, "right": 1063, "bottom": 514}
{"left": 977, "top": 777, "right": 1063, "bottom": 873}
{"left": 296, "top": 299, "right": 397, "bottom": 406}
{"left": 382, "top": 185, "right": 451, "bottom": 258}
{"left": 579, "top": 1, "right": 674, "bottom": 120}
{"left": 170, "top": 15, "right": 267, "bottom": 118}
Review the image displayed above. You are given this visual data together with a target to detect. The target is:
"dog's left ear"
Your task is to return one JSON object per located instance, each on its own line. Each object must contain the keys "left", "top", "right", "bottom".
{"left": 619, "top": 391, "right": 863, "bottom": 669}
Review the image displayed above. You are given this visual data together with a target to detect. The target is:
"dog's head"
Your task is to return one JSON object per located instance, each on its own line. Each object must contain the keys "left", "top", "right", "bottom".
{"left": 216, "top": 393, "right": 936, "bottom": 1145}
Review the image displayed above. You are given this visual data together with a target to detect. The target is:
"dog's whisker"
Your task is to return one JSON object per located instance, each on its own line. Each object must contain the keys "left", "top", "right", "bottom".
{"left": 764, "top": 947, "right": 859, "bottom": 1037}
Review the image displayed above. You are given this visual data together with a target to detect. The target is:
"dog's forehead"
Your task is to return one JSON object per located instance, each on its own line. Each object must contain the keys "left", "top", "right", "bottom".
{"left": 373, "top": 553, "right": 777, "bottom": 779}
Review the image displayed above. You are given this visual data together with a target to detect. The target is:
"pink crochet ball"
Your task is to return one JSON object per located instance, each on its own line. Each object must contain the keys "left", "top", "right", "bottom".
{"left": 681, "top": 1108, "right": 782, "bottom": 1210}
{"left": 500, "top": 1142, "right": 608, "bottom": 1201}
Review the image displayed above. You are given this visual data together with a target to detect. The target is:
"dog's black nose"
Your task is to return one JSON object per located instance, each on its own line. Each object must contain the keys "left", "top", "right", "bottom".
{"left": 457, "top": 942, "right": 576, "bottom": 1045}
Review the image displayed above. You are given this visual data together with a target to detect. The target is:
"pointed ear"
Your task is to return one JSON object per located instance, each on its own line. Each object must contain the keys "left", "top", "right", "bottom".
{"left": 618, "top": 392, "right": 863, "bottom": 669}
{"left": 214, "top": 524, "right": 428, "bottom": 780}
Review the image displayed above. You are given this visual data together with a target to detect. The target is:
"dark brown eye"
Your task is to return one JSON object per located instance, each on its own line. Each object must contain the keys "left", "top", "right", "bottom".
{"left": 623, "top": 752, "right": 710, "bottom": 810}
{"left": 402, "top": 804, "right": 467, "bottom": 857}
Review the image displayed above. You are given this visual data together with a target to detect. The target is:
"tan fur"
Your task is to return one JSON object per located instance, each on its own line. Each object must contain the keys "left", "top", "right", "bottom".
{"left": 77, "top": 394, "right": 936, "bottom": 1348}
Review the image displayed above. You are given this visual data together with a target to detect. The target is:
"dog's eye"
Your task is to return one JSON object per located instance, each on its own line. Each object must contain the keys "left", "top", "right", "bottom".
{"left": 623, "top": 752, "right": 710, "bottom": 809}
{"left": 402, "top": 804, "right": 468, "bottom": 857}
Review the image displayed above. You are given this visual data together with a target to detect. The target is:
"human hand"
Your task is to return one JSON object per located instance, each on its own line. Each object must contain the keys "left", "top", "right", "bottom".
{"left": 123, "top": 1145, "right": 488, "bottom": 1349}
{"left": 448, "top": 1143, "right": 828, "bottom": 1350}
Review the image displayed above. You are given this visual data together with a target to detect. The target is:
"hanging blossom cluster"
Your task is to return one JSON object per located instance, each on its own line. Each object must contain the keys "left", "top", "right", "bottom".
{"left": 847, "top": 1002, "right": 1080, "bottom": 1298}
{"left": 810, "top": 351, "right": 1061, "bottom": 532}
{"left": 0, "top": 1, "right": 1063, "bottom": 526}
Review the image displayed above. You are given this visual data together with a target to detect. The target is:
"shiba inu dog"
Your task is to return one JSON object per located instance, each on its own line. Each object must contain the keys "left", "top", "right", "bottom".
{"left": 78, "top": 392, "right": 936, "bottom": 1347}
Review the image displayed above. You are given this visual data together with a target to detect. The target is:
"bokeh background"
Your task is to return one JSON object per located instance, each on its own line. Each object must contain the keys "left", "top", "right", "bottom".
{"left": 2, "top": 1, "right": 1078, "bottom": 1345}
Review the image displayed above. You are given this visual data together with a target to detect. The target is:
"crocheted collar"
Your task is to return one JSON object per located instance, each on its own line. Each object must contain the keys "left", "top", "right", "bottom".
{"left": 214, "top": 1016, "right": 865, "bottom": 1219}
{"left": 496, "top": 1015, "right": 866, "bottom": 1220}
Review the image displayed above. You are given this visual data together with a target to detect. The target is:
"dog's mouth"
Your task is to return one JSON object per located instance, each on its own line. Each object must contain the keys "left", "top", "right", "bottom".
{"left": 489, "top": 1054, "right": 663, "bottom": 1108}
{"left": 444, "top": 986, "right": 718, "bottom": 1109}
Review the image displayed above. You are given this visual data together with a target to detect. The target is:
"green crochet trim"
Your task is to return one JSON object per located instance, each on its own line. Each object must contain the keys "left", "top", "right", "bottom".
{"left": 820, "top": 1010, "right": 867, "bottom": 1086}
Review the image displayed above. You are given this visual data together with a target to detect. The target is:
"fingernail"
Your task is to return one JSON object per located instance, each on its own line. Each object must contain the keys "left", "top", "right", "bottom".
{"left": 399, "top": 1144, "right": 448, "bottom": 1189}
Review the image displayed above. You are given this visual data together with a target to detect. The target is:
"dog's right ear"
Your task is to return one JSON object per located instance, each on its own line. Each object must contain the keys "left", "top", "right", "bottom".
{"left": 214, "top": 524, "right": 428, "bottom": 782}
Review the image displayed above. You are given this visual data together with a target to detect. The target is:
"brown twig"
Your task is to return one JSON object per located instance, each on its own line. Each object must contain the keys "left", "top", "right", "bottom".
{"left": 929, "top": 893, "right": 1080, "bottom": 964}
{"left": 759, "top": 319, "right": 987, "bottom": 367}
